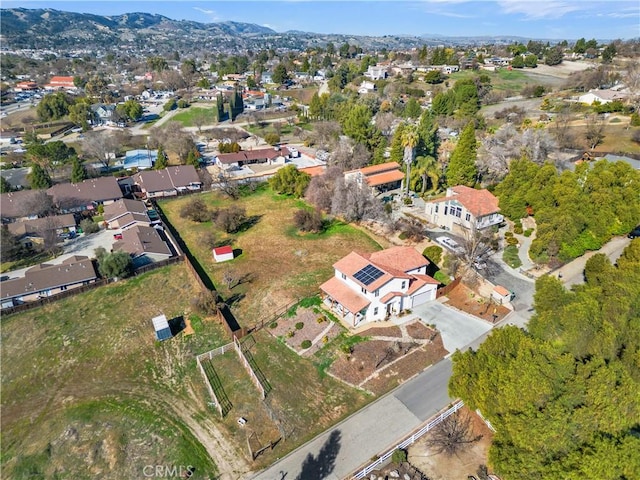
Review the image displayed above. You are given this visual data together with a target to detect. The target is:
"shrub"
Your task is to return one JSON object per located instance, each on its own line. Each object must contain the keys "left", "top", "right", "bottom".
{"left": 630, "top": 112, "right": 640, "bottom": 127}
{"left": 423, "top": 245, "right": 443, "bottom": 265}
{"left": 523, "top": 228, "right": 534, "bottom": 237}
{"left": 212, "top": 205, "right": 247, "bottom": 233}
{"left": 506, "top": 236, "right": 519, "bottom": 246}
{"left": 295, "top": 322, "right": 304, "bottom": 330}
{"left": 79, "top": 218, "right": 99, "bottom": 234}
{"left": 294, "top": 208, "right": 324, "bottom": 233}
{"left": 264, "top": 132, "right": 281, "bottom": 145}
{"left": 504, "top": 230, "right": 514, "bottom": 238}
{"left": 514, "top": 225, "right": 523, "bottom": 235}
{"left": 317, "top": 316, "right": 325, "bottom": 323}
{"left": 391, "top": 448, "right": 407, "bottom": 464}
{"left": 322, "top": 336, "right": 329, "bottom": 344}
{"left": 269, "top": 321, "right": 278, "bottom": 329}
{"left": 403, "top": 196, "right": 413, "bottom": 205}
{"left": 180, "top": 198, "right": 210, "bottom": 222}
{"left": 219, "top": 142, "right": 241, "bottom": 153}
{"left": 163, "top": 98, "right": 177, "bottom": 111}
{"left": 177, "top": 99, "right": 189, "bottom": 108}
{"left": 287, "top": 330, "right": 295, "bottom": 338}
{"left": 98, "top": 251, "right": 133, "bottom": 279}
{"left": 301, "top": 340, "right": 312, "bottom": 349}
{"left": 502, "top": 245, "right": 522, "bottom": 268}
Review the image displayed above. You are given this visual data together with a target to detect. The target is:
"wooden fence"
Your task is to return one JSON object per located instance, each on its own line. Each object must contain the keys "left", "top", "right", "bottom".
{"left": 436, "top": 276, "right": 462, "bottom": 299}
{"left": 233, "top": 335, "right": 271, "bottom": 398}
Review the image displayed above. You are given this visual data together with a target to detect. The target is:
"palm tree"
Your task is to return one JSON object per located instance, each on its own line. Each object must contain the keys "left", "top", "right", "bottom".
{"left": 415, "top": 155, "right": 440, "bottom": 194}
{"left": 401, "top": 123, "right": 419, "bottom": 196}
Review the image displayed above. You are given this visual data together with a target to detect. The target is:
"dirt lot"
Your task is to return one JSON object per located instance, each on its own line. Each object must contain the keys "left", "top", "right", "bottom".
{"left": 266, "top": 306, "right": 341, "bottom": 356}
{"left": 408, "top": 407, "right": 495, "bottom": 480}
{"left": 328, "top": 320, "right": 448, "bottom": 395}
{"left": 445, "top": 283, "right": 511, "bottom": 324}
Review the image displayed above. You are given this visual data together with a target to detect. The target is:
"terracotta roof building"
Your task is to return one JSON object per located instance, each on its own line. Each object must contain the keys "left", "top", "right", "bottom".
{"left": 320, "top": 246, "right": 438, "bottom": 327}
{"left": 424, "top": 185, "right": 503, "bottom": 234}
{"left": 344, "top": 162, "right": 404, "bottom": 193}
{"left": 44, "top": 75, "right": 76, "bottom": 90}
{"left": 1, "top": 256, "right": 98, "bottom": 309}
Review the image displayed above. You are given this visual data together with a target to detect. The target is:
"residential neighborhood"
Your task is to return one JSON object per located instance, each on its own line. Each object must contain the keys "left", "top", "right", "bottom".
{"left": 1, "top": 4, "right": 639, "bottom": 480}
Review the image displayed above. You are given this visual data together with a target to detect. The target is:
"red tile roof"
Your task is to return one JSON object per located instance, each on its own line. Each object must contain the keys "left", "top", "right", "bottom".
{"left": 320, "top": 276, "right": 371, "bottom": 313}
{"left": 366, "top": 246, "right": 429, "bottom": 273}
{"left": 213, "top": 246, "right": 233, "bottom": 255}
{"left": 365, "top": 169, "right": 405, "bottom": 187}
{"left": 427, "top": 186, "right": 500, "bottom": 217}
{"left": 345, "top": 162, "right": 401, "bottom": 176}
{"left": 299, "top": 166, "right": 327, "bottom": 177}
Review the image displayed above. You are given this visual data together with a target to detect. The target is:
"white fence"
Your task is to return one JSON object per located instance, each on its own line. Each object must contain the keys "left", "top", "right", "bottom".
{"left": 350, "top": 400, "right": 465, "bottom": 480}
{"left": 196, "top": 342, "right": 234, "bottom": 362}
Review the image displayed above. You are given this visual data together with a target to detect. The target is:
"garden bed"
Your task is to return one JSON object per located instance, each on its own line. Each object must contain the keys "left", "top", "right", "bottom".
{"left": 445, "top": 284, "right": 511, "bottom": 324}
{"left": 266, "top": 307, "right": 340, "bottom": 355}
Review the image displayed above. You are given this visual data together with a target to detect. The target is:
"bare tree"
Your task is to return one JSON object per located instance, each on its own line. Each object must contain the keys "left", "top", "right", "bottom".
{"left": 222, "top": 269, "right": 237, "bottom": 289}
{"left": 479, "top": 124, "right": 556, "bottom": 181}
{"left": 149, "top": 121, "right": 197, "bottom": 163}
{"left": 375, "top": 111, "right": 396, "bottom": 138}
{"left": 551, "top": 106, "right": 575, "bottom": 149}
{"left": 329, "top": 137, "right": 371, "bottom": 171}
{"left": 39, "top": 216, "right": 63, "bottom": 257}
{"left": 584, "top": 114, "right": 605, "bottom": 150}
{"left": 18, "top": 191, "right": 54, "bottom": 218}
{"left": 424, "top": 412, "right": 482, "bottom": 456}
{"left": 331, "top": 178, "right": 384, "bottom": 222}
{"left": 82, "top": 130, "right": 121, "bottom": 169}
{"left": 305, "top": 166, "right": 343, "bottom": 212}
{"left": 216, "top": 170, "right": 241, "bottom": 200}
{"left": 193, "top": 110, "right": 209, "bottom": 134}
{"left": 312, "top": 121, "right": 341, "bottom": 149}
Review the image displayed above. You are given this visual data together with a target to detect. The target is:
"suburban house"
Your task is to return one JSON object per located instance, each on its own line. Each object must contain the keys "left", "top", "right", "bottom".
{"left": 344, "top": 162, "right": 405, "bottom": 194}
{"left": 15, "top": 81, "right": 38, "bottom": 91}
{"left": 0, "top": 256, "right": 98, "bottom": 310}
{"left": 132, "top": 165, "right": 202, "bottom": 198}
{"left": 578, "top": 89, "right": 630, "bottom": 105}
{"left": 90, "top": 104, "right": 117, "bottom": 126}
{"left": 215, "top": 146, "right": 296, "bottom": 169}
{"left": 320, "top": 246, "right": 439, "bottom": 327}
{"left": 103, "top": 199, "right": 152, "bottom": 230}
{"left": 112, "top": 225, "right": 172, "bottom": 264}
{"left": 364, "top": 65, "right": 388, "bottom": 80}
{"left": 0, "top": 190, "right": 51, "bottom": 222}
{"left": 358, "top": 81, "right": 377, "bottom": 94}
{"left": 7, "top": 214, "right": 77, "bottom": 248}
{"left": 47, "top": 176, "right": 124, "bottom": 213}
{"left": 423, "top": 185, "right": 504, "bottom": 233}
{"left": 123, "top": 149, "right": 158, "bottom": 170}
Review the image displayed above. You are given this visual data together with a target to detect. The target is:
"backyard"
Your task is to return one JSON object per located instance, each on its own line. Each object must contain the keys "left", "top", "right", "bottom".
{"left": 158, "top": 184, "right": 381, "bottom": 327}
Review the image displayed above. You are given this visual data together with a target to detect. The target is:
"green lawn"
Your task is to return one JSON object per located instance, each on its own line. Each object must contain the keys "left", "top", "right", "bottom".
{"left": 171, "top": 106, "right": 218, "bottom": 128}
{"left": 450, "top": 68, "right": 535, "bottom": 92}
{"left": 1, "top": 264, "right": 225, "bottom": 479}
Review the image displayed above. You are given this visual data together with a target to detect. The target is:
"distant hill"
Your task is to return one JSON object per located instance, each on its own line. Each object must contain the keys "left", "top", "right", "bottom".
{"left": 0, "top": 7, "right": 561, "bottom": 52}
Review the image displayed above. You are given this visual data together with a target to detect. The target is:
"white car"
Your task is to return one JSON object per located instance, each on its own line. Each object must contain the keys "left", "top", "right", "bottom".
{"left": 436, "top": 236, "right": 464, "bottom": 254}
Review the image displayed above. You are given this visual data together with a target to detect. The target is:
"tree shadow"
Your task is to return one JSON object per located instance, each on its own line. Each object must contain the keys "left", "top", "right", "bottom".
{"left": 236, "top": 214, "right": 262, "bottom": 233}
{"left": 295, "top": 430, "right": 342, "bottom": 480}
{"left": 226, "top": 292, "right": 245, "bottom": 307}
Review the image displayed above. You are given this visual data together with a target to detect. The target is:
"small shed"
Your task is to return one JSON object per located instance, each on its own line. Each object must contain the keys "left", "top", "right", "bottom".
{"left": 492, "top": 285, "right": 513, "bottom": 305}
{"left": 213, "top": 246, "right": 234, "bottom": 263}
{"left": 152, "top": 314, "right": 172, "bottom": 341}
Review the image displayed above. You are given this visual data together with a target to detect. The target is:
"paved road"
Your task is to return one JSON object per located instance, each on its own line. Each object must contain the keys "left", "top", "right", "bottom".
{"left": 251, "top": 360, "right": 453, "bottom": 480}
{"left": 0, "top": 166, "right": 30, "bottom": 189}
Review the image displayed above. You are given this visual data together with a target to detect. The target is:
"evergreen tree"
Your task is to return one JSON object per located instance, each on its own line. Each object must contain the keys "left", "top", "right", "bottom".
{"left": 28, "top": 163, "right": 53, "bottom": 189}
{"left": 0, "top": 176, "right": 13, "bottom": 193}
{"left": 229, "top": 88, "right": 244, "bottom": 121}
{"left": 416, "top": 110, "right": 439, "bottom": 159}
{"left": 70, "top": 157, "right": 87, "bottom": 183}
{"left": 155, "top": 146, "right": 168, "bottom": 170}
{"left": 389, "top": 122, "right": 406, "bottom": 164}
{"left": 403, "top": 98, "right": 422, "bottom": 119}
{"left": 446, "top": 122, "right": 478, "bottom": 187}
{"left": 186, "top": 149, "right": 201, "bottom": 168}
{"left": 216, "top": 93, "right": 225, "bottom": 121}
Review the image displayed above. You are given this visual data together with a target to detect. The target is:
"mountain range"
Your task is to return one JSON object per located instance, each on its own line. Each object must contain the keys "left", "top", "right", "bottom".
{"left": 0, "top": 7, "right": 545, "bottom": 52}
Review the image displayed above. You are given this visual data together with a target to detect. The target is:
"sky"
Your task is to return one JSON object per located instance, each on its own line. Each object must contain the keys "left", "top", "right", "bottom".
{"left": 4, "top": 1, "right": 640, "bottom": 40}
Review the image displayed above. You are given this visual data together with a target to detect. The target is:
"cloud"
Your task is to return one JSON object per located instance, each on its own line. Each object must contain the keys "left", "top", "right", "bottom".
{"left": 193, "top": 7, "right": 220, "bottom": 21}
{"left": 496, "top": 1, "right": 582, "bottom": 19}
{"left": 411, "top": 0, "right": 477, "bottom": 18}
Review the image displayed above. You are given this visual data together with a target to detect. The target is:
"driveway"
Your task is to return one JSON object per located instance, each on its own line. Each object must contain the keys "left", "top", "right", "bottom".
{"left": 0, "top": 166, "right": 30, "bottom": 189}
{"left": 411, "top": 301, "right": 493, "bottom": 353}
{"left": 3, "top": 229, "right": 115, "bottom": 279}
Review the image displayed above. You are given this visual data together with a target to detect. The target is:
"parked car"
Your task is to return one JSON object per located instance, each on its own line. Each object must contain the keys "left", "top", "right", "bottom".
{"left": 436, "top": 236, "right": 464, "bottom": 254}
{"left": 628, "top": 226, "right": 640, "bottom": 239}
{"left": 113, "top": 233, "right": 123, "bottom": 240}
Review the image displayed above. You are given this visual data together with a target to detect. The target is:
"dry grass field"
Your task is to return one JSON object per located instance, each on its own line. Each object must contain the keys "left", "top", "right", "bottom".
{"left": 158, "top": 185, "right": 382, "bottom": 326}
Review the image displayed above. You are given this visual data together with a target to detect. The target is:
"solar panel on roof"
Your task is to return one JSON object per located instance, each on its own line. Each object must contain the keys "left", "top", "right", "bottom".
{"left": 353, "top": 264, "right": 384, "bottom": 286}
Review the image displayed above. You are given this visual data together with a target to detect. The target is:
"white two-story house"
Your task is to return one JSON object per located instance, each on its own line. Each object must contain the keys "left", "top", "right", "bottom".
{"left": 424, "top": 185, "right": 503, "bottom": 234}
{"left": 320, "top": 246, "right": 439, "bottom": 327}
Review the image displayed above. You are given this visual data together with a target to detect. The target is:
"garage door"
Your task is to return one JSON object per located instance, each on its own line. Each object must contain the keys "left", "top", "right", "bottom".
{"left": 412, "top": 291, "right": 434, "bottom": 307}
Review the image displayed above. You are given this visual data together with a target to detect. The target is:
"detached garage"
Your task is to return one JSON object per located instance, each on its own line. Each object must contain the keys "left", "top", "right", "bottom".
{"left": 213, "top": 246, "right": 234, "bottom": 263}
